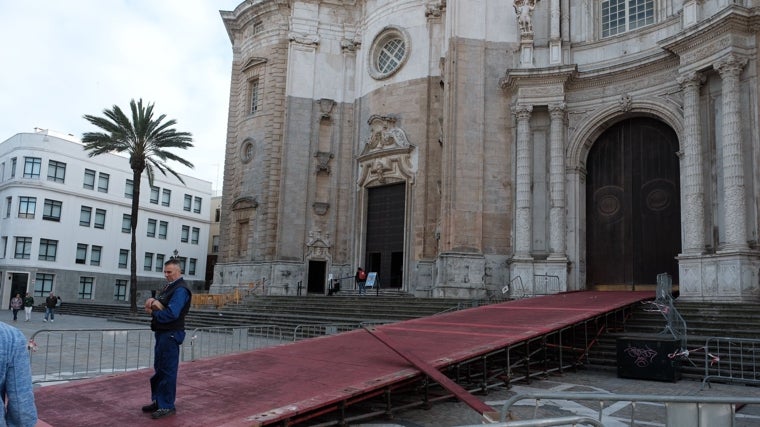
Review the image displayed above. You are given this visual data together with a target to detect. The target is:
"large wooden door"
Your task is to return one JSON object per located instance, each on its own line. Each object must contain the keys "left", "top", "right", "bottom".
{"left": 365, "top": 183, "right": 405, "bottom": 288}
{"left": 586, "top": 118, "right": 681, "bottom": 287}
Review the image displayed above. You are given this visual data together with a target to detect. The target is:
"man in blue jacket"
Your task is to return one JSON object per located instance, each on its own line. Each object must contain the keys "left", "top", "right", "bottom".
{"left": 141, "top": 259, "right": 192, "bottom": 419}
{"left": 0, "top": 322, "right": 37, "bottom": 425}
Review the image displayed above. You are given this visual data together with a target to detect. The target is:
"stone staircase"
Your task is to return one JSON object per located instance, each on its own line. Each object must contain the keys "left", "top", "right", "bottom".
{"left": 47, "top": 293, "right": 469, "bottom": 338}
{"left": 586, "top": 300, "right": 760, "bottom": 380}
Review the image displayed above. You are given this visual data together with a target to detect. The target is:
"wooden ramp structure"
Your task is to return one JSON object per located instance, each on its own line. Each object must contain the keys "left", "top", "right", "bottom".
{"left": 33, "top": 291, "right": 654, "bottom": 426}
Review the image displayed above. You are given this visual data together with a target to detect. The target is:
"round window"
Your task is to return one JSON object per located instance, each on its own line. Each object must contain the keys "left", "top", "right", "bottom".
{"left": 369, "top": 26, "right": 410, "bottom": 80}
{"left": 240, "top": 139, "right": 254, "bottom": 164}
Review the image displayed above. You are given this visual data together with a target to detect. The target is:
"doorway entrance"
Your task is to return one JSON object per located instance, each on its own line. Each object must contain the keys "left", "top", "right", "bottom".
{"left": 307, "top": 260, "right": 327, "bottom": 294}
{"left": 9, "top": 273, "right": 28, "bottom": 308}
{"left": 365, "top": 183, "right": 405, "bottom": 288}
{"left": 586, "top": 117, "right": 681, "bottom": 288}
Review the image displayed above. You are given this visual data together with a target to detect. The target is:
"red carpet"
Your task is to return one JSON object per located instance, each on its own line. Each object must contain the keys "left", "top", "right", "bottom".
{"left": 33, "top": 291, "right": 652, "bottom": 426}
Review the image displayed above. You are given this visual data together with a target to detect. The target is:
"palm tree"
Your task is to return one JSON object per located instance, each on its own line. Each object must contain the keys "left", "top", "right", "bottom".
{"left": 82, "top": 98, "right": 194, "bottom": 313}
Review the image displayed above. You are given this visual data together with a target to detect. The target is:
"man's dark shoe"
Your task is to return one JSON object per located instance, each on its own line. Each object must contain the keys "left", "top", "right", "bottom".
{"left": 141, "top": 401, "right": 158, "bottom": 413}
{"left": 151, "top": 408, "right": 176, "bottom": 419}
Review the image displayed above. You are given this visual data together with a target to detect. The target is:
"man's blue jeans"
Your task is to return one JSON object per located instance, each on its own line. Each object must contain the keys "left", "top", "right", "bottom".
{"left": 150, "top": 330, "right": 185, "bottom": 409}
{"left": 44, "top": 307, "right": 55, "bottom": 321}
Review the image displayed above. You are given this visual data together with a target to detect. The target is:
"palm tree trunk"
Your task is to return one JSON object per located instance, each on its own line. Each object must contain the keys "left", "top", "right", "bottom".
{"left": 129, "top": 168, "right": 143, "bottom": 314}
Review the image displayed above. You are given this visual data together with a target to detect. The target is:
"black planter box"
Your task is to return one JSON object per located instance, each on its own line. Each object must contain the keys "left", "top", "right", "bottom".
{"left": 617, "top": 335, "right": 681, "bottom": 382}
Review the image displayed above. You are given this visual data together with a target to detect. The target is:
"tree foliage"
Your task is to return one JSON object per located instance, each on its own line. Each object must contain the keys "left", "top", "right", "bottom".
{"left": 82, "top": 99, "right": 194, "bottom": 313}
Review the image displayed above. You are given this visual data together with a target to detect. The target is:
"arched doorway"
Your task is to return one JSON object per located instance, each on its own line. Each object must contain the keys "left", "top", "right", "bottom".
{"left": 586, "top": 117, "right": 681, "bottom": 288}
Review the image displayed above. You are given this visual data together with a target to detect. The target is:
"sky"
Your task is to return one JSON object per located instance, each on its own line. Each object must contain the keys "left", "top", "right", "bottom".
{"left": 0, "top": 0, "right": 244, "bottom": 193}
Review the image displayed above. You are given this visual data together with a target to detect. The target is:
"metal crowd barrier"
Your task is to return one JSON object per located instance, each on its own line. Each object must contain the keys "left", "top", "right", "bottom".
{"left": 509, "top": 274, "right": 561, "bottom": 299}
{"left": 702, "top": 336, "right": 760, "bottom": 389}
{"left": 292, "top": 321, "right": 393, "bottom": 341}
{"left": 493, "top": 392, "right": 760, "bottom": 426}
{"left": 28, "top": 325, "right": 284, "bottom": 383}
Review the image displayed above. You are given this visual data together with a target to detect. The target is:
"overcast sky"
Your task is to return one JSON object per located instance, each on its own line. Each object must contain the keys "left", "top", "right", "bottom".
{"left": 0, "top": 0, "right": 244, "bottom": 192}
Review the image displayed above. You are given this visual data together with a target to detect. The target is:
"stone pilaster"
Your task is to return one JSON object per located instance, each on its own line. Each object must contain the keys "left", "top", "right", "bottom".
{"left": 677, "top": 71, "right": 705, "bottom": 254}
{"left": 714, "top": 54, "right": 748, "bottom": 251}
{"left": 514, "top": 105, "right": 533, "bottom": 258}
{"left": 549, "top": 0, "right": 562, "bottom": 64}
{"left": 548, "top": 103, "right": 566, "bottom": 258}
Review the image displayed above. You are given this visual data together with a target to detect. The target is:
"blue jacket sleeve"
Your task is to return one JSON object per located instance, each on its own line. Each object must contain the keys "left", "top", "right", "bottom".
{"left": 153, "top": 286, "right": 190, "bottom": 324}
{"left": 5, "top": 328, "right": 38, "bottom": 426}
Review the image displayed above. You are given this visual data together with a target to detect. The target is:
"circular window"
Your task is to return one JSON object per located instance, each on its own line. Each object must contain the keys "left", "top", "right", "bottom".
{"left": 240, "top": 139, "right": 254, "bottom": 164}
{"left": 369, "top": 26, "right": 410, "bottom": 80}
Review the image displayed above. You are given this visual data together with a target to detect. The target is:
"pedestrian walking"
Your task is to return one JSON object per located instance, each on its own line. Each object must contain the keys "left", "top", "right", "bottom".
{"left": 10, "top": 294, "right": 22, "bottom": 322}
{"left": 23, "top": 292, "right": 34, "bottom": 322}
{"left": 43, "top": 292, "right": 57, "bottom": 322}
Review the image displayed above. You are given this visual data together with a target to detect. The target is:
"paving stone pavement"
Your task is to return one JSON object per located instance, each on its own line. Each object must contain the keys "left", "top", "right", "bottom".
{"left": 4, "top": 310, "right": 760, "bottom": 426}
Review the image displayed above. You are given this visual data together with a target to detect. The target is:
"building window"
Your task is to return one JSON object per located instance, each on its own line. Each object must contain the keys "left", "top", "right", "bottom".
{"left": 91, "top": 245, "right": 102, "bottom": 266}
{"left": 5, "top": 197, "right": 11, "bottom": 218}
{"left": 602, "top": 0, "right": 654, "bottom": 37}
{"left": 97, "top": 172, "right": 110, "bottom": 193}
{"left": 212, "top": 235, "right": 220, "bottom": 253}
{"left": 147, "top": 218, "right": 157, "bottom": 237}
{"left": 14, "top": 237, "right": 32, "bottom": 259}
{"left": 76, "top": 243, "right": 88, "bottom": 264}
{"left": 118, "top": 249, "right": 129, "bottom": 269}
{"left": 114, "top": 279, "right": 127, "bottom": 301}
{"left": 43, "top": 199, "right": 62, "bottom": 222}
{"left": 122, "top": 214, "right": 132, "bottom": 233}
{"left": 249, "top": 78, "right": 261, "bottom": 114}
{"left": 369, "top": 26, "right": 410, "bottom": 80}
{"left": 150, "top": 186, "right": 160, "bottom": 204}
{"left": 193, "top": 197, "right": 202, "bottom": 214}
{"left": 125, "top": 179, "right": 134, "bottom": 199}
{"left": 23, "top": 157, "right": 42, "bottom": 179}
{"left": 38, "top": 239, "right": 58, "bottom": 261}
{"left": 79, "top": 277, "right": 94, "bottom": 299}
{"left": 18, "top": 196, "right": 36, "bottom": 219}
{"left": 252, "top": 20, "right": 263, "bottom": 35}
{"left": 215, "top": 207, "right": 221, "bottom": 222}
{"left": 80, "top": 206, "right": 92, "bottom": 226}
{"left": 83, "top": 169, "right": 96, "bottom": 189}
{"left": 155, "top": 253, "right": 165, "bottom": 272}
{"left": 10, "top": 158, "right": 16, "bottom": 178}
{"left": 191, "top": 227, "right": 200, "bottom": 245}
{"left": 144, "top": 252, "right": 154, "bottom": 271}
{"left": 183, "top": 194, "right": 192, "bottom": 212}
{"left": 178, "top": 257, "right": 187, "bottom": 273}
{"left": 1, "top": 236, "right": 7, "bottom": 258}
{"left": 188, "top": 258, "right": 197, "bottom": 276}
{"left": 34, "top": 273, "right": 54, "bottom": 297}
{"left": 158, "top": 221, "right": 168, "bottom": 239}
{"left": 47, "top": 160, "right": 66, "bottom": 183}
{"left": 161, "top": 189, "right": 171, "bottom": 207}
{"left": 181, "top": 225, "right": 190, "bottom": 243}
{"left": 94, "top": 209, "right": 106, "bottom": 229}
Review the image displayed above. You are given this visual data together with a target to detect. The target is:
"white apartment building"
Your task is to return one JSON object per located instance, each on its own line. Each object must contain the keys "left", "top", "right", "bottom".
{"left": 0, "top": 130, "right": 212, "bottom": 307}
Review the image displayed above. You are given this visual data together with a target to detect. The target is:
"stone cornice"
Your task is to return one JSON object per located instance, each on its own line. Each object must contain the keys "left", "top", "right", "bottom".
{"left": 660, "top": 5, "right": 753, "bottom": 56}
{"left": 500, "top": 65, "right": 576, "bottom": 92}
{"left": 221, "top": 0, "right": 287, "bottom": 44}
{"left": 570, "top": 51, "right": 679, "bottom": 90}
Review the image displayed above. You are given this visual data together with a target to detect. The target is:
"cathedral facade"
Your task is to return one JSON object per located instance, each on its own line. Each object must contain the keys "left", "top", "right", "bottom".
{"left": 214, "top": 0, "right": 760, "bottom": 302}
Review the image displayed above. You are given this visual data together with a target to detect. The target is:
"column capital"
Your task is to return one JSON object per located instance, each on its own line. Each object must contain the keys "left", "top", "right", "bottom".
{"left": 513, "top": 104, "right": 533, "bottom": 119}
{"left": 714, "top": 54, "right": 748, "bottom": 78}
{"left": 677, "top": 71, "right": 705, "bottom": 89}
{"left": 549, "top": 102, "right": 566, "bottom": 118}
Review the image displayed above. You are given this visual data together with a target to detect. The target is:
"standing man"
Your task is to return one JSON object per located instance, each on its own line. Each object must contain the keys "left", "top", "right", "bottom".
{"left": 43, "top": 292, "right": 57, "bottom": 322}
{"left": 0, "top": 322, "right": 38, "bottom": 425}
{"left": 142, "top": 259, "right": 192, "bottom": 419}
{"left": 23, "top": 292, "right": 34, "bottom": 322}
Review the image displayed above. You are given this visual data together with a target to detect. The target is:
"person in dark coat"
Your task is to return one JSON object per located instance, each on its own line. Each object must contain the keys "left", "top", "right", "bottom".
{"left": 141, "top": 259, "right": 192, "bottom": 419}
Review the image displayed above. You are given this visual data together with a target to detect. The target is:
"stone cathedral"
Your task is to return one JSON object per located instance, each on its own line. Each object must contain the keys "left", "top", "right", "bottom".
{"left": 212, "top": 0, "right": 760, "bottom": 303}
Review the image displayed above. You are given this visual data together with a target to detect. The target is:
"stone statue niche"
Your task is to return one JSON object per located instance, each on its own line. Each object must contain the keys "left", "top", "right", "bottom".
{"left": 514, "top": 0, "right": 538, "bottom": 36}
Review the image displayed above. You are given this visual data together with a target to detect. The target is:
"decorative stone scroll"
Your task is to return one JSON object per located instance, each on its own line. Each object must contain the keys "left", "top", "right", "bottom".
{"left": 288, "top": 32, "right": 320, "bottom": 47}
{"left": 357, "top": 115, "right": 416, "bottom": 187}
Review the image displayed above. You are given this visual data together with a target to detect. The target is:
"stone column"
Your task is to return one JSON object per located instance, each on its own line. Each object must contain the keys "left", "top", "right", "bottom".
{"left": 548, "top": 103, "right": 566, "bottom": 258}
{"left": 677, "top": 72, "right": 705, "bottom": 254}
{"left": 514, "top": 105, "right": 533, "bottom": 258}
{"left": 714, "top": 54, "right": 749, "bottom": 251}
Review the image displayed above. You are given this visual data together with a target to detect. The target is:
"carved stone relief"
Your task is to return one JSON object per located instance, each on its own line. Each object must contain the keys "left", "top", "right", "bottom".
{"left": 357, "top": 115, "right": 416, "bottom": 188}
{"left": 306, "top": 230, "right": 331, "bottom": 260}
